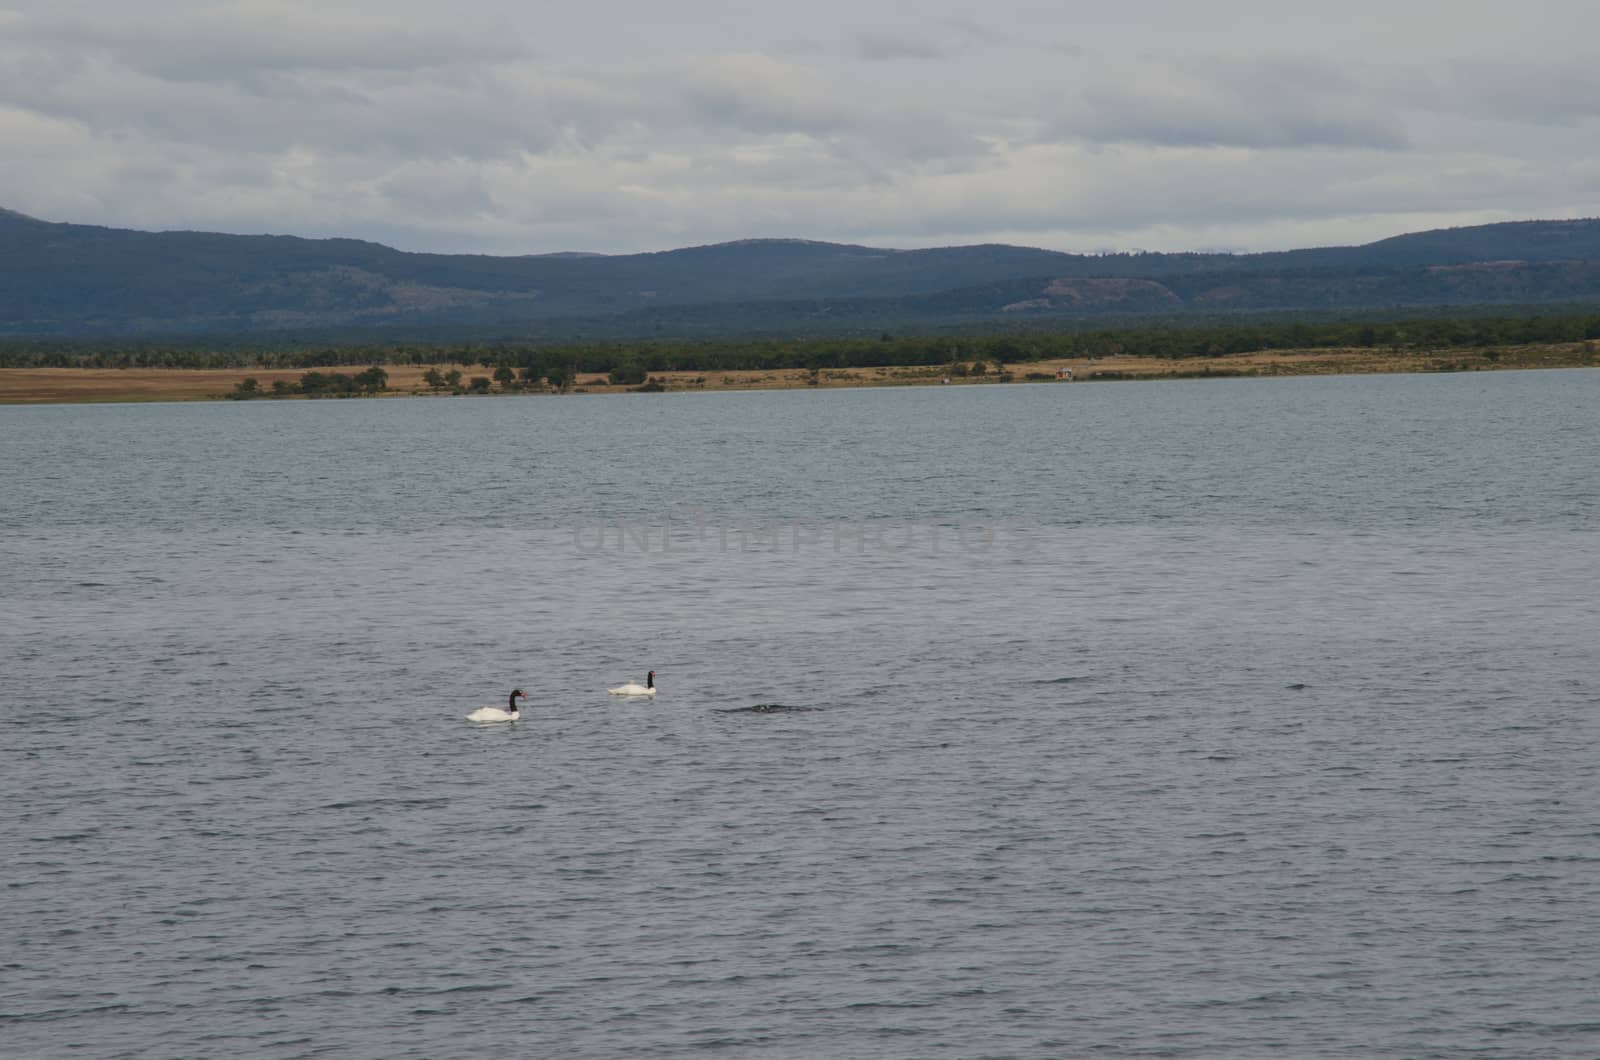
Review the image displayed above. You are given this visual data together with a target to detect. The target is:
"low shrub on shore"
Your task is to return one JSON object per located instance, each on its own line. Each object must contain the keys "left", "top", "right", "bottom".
{"left": 15, "top": 309, "right": 1600, "bottom": 379}
{"left": 230, "top": 366, "right": 388, "bottom": 399}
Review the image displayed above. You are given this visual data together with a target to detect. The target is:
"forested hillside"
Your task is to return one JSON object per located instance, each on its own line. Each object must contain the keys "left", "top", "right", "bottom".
{"left": 4, "top": 208, "right": 1599, "bottom": 338}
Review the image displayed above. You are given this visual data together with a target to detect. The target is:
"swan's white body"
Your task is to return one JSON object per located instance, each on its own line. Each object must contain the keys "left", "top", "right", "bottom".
{"left": 608, "top": 681, "right": 657, "bottom": 696}
{"left": 465, "top": 705, "right": 520, "bottom": 722}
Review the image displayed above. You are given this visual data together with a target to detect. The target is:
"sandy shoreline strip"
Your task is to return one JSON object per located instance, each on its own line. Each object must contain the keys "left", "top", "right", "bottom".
{"left": 1, "top": 343, "right": 1596, "bottom": 404}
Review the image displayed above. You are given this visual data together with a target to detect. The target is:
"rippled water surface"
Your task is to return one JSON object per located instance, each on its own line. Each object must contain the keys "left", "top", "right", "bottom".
{"left": 3, "top": 372, "right": 1599, "bottom": 1058}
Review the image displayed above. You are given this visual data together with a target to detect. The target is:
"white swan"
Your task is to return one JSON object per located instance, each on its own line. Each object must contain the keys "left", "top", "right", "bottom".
{"left": 608, "top": 671, "right": 657, "bottom": 696}
{"left": 466, "top": 689, "right": 525, "bottom": 722}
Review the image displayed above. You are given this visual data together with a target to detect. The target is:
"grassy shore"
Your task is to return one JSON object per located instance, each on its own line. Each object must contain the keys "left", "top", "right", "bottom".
{"left": 1, "top": 342, "right": 1596, "bottom": 404}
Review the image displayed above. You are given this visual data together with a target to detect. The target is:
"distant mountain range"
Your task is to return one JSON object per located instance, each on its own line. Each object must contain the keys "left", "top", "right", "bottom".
{"left": 4, "top": 207, "right": 1600, "bottom": 339}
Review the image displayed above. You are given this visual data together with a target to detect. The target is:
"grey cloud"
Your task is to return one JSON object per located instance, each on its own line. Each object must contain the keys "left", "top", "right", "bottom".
{"left": 5, "top": 108, "right": 1591, "bottom": 256}
{"left": 618, "top": 54, "right": 989, "bottom": 163}
{"left": 854, "top": 17, "right": 1017, "bottom": 62}
{"left": 769, "top": 38, "right": 827, "bottom": 57}
{"left": 1200, "top": 53, "right": 1362, "bottom": 97}
{"left": 935, "top": 17, "right": 1013, "bottom": 48}
{"left": 1442, "top": 55, "right": 1600, "bottom": 123}
{"left": 1, "top": 22, "right": 987, "bottom": 170}
{"left": 1, "top": 1, "right": 1595, "bottom": 257}
{"left": 809, "top": 146, "right": 1592, "bottom": 252}
{"left": 854, "top": 32, "right": 947, "bottom": 61}
{"left": 0, "top": 6, "right": 560, "bottom": 160}
{"left": 1075, "top": 89, "right": 1410, "bottom": 150}
{"left": 375, "top": 163, "right": 497, "bottom": 218}
{"left": 1056, "top": 55, "right": 1410, "bottom": 151}
{"left": 11, "top": 6, "right": 528, "bottom": 81}
{"left": 0, "top": 59, "right": 566, "bottom": 161}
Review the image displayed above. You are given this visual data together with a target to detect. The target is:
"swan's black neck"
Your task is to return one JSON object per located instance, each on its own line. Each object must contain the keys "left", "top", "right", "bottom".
{"left": 647, "top": 672, "right": 654, "bottom": 689}
{"left": 509, "top": 690, "right": 524, "bottom": 710}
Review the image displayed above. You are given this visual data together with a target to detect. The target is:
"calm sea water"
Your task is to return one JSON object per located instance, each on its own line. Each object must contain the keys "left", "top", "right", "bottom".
{"left": 3, "top": 371, "right": 1598, "bottom": 1058}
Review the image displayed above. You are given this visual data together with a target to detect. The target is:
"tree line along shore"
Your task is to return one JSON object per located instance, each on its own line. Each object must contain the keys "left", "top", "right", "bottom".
{"left": 1, "top": 312, "right": 1597, "bottom": 403}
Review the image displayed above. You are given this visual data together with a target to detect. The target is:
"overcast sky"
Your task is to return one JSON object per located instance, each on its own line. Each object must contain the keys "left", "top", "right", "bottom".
{"left": 2, "top": 0, "right": 1597, "bottom": 255}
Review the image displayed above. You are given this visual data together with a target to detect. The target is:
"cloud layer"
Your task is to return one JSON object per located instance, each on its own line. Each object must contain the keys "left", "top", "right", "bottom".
{"left": 2, "top": 0, "right": 1597, "bottom": 254}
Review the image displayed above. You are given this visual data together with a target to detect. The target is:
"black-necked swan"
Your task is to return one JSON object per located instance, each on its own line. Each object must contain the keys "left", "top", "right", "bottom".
{"left": 466, "top": 689, "right": 525, "bottom": 722}
{"left": 608, "top": 671, "right": 656, "bottom": 696}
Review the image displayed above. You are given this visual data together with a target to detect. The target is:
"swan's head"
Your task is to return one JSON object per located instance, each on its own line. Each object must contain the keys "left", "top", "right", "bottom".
{"left": 512, "top": 689, "right": 525, "bottom": 699}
